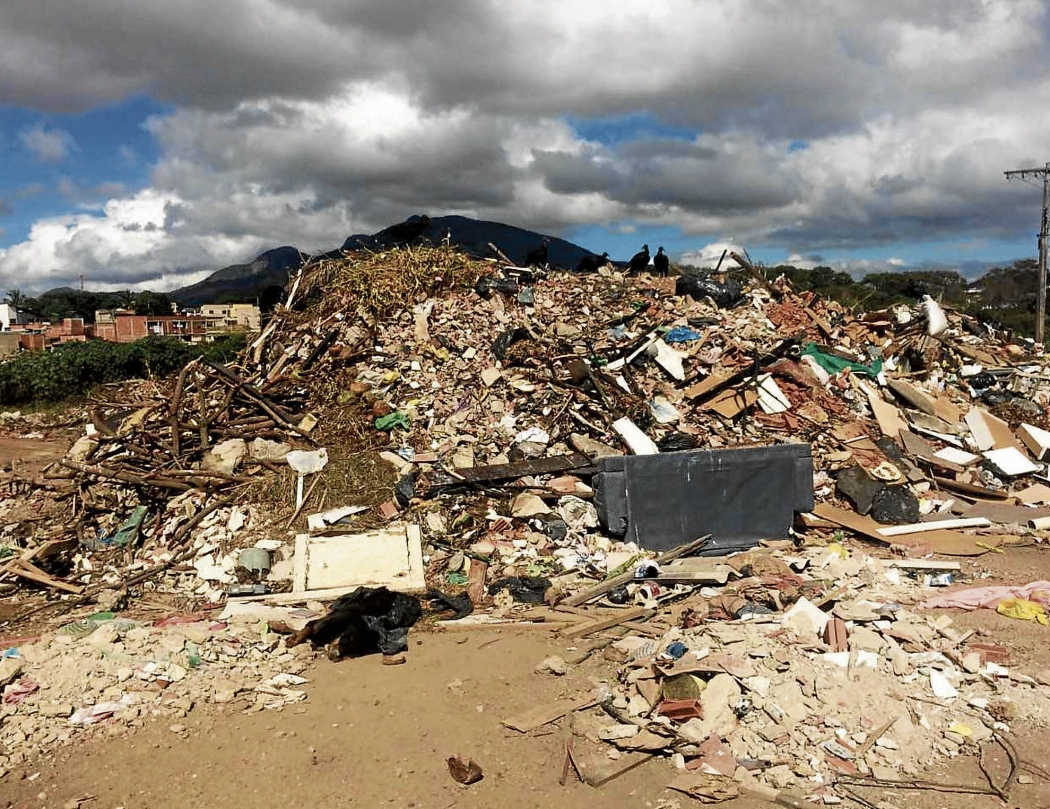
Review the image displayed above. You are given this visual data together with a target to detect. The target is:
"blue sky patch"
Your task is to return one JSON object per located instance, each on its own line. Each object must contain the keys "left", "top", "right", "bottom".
{"left": 0, "top": 95, "right": 169, "bottom": 246}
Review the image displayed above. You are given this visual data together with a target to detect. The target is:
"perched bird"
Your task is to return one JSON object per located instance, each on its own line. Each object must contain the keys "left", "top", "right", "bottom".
{"left": 575, "top": 251, "right": 610, "bottom": 272}
{"left": 653, "top": 246, "right": 670, "bottom": 277}
{"left": 524, "top": 237, "right": 549, "bottom": 268}
{"left": 627, "top": 244, "right": 650, "bottom": 275}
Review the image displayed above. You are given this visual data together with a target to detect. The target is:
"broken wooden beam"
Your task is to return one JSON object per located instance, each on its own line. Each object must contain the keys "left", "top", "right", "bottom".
{"left": 448, "top": 453, "right": 592, "bottom": 484}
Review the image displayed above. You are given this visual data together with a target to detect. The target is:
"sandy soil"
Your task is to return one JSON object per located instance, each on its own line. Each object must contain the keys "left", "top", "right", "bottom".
{"left": 0, "top": 436, "right": 67, "bottom": 479}
{"left": 1, "top": 427, "right": 1049, "bottom": 807}
{"left": 2, "top": 614, "right": 1050, "bottom": 809}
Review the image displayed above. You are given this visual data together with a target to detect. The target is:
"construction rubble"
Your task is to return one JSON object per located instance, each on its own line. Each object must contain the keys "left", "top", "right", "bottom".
{"left": 3, "top": 244, "right": 1050, "bottom": 801}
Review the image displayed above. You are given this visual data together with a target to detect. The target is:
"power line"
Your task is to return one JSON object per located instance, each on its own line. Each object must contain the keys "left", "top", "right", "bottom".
{"left": 1005, "top": 162, "right": 1050, "bottom": 348}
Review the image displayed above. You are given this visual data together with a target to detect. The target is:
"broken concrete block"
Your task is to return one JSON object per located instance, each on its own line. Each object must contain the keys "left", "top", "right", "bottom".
{"left": 781, "top": 596, "right": 829, "bottom": 637}
{"left": 679, "top": 673, "right": 741, "bottom": 743}
{"left": 511, "top": 493, "right": 551, "bottom": 518}
{"left": 202, "top": 438, "right": 247, "bottom": 475}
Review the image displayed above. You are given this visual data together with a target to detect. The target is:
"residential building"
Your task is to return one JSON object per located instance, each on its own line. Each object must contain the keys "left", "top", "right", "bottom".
{"left": 200, "top": 303, "right": 262, "bottom": 332}
{"left": 0, "top": 304, "right": 28, "bottom": 331}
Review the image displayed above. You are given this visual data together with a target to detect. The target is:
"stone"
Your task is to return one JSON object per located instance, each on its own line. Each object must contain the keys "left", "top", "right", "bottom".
{"left": 599, "top": 724, "right": 639, "bottom": 741}
{"left": 569, "top": 433, "right": 623, "bottom": 459}
{"left": 0, "top": 658, "right": 22, "bottom": 688}
{"left": 679, "top": 674, "right": 741, "bottom": 743}
{"left": 535, "top": 656, "right": 568, "bottom": 676}
{"left": 835, "top": 466, "right": 883, "bottom": 516}
{"left": 781, "top": 596, "right": 830, "bottom": 637}
{"left": 510, "top": 493, "right": 551, "bottom": 518}
{"left": 870, "top": 486, "right": 920, "bottom": 525}
{"left": 765, "top": 764, "right": 796, "bottom": 789}
{"left": 961, "top": 652, "right": 982, "bottom": 673}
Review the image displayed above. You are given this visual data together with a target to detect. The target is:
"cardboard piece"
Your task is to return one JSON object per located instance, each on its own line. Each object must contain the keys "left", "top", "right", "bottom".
{"left": 1019, "top": 423, "right": 1050, "bottom": 461}
{"left": 863, "top": 383, "right": 907, "bottom": 440}
{"left": 1016, "top": 483, "right": 1050, "bottom": 505}
{"left": 965, "top": 408, "right": 1023, "bottom": 453}
{"left": 705, "top": 387, "right": 758, "bottom": 419}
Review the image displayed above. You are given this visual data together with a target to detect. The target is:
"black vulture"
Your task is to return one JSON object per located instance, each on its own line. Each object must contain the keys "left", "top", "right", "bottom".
{"left": 653, "top": 246, "right": 670, "bottom": 277}
{"left": 524, "top": 237, "right": 549, "bottom": 267}
{"left": 627, "top": 244, "right": 650, "bottom": 275}
{"left": 575, "top": 251, "right": 610, "bottom": 272}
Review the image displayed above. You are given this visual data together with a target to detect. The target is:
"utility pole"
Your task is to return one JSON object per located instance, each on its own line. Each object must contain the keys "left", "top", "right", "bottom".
{"left": 1005, "top": 162, "right": 1050, "bottom": 349}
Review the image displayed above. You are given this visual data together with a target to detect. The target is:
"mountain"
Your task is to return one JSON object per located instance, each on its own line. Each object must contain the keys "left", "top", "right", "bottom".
{"left": 170, "top": 246, "right": 307, "bottom": 307}
{"left": 342, "top": 214, "right": 595, "bottom": 269}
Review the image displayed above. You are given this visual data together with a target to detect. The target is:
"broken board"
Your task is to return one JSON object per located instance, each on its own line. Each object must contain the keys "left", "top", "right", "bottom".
{"left": 812, "top": 503, "right": 1002, "bottom": 556}
{"left": 284, "top": 524, "right": 426, "bottom": 601}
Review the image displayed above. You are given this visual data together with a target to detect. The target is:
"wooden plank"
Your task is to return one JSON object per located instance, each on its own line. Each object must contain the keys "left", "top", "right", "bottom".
{"left": 684, "top": 371, "right": 733, "bottom": 401}
{"left": 899, "top": 430, "right": 964, "bottom": 473}
{"left": 2, "top": 560, "right": 83, "bottom": 594}
{"left": 467, "top": 556, "right": 488, "bottom": 605}
{"left": 887, "top": 560, "right": 962, "bottom": 571}
{"left": 887, "top": 379, "right": 937, "bottom": 415}
{"left": 560, "top": 606, "right": 653, "bottom": 639}
{"left": 294, "top": 525, "right": 426, "bottom": 594}
{"left": 578, "top": 751, "right": 656, "bottom": 787}
{"left": 449, "top": 453, "right": 591, "bottom": 483}
{"left": 932, "top": 476, "right": 1011, "bottom": 500}
{"left": 877, "top": 517, "right": 991, "bottom": 537}
{"left": 812, "top": 503, "right": 998, "bottom": 557}
{"left": 500, "top": 694, "right": 598, "bottom": 733}
{"left": 962, "top": 501, "right": 1050, "bottom": 525}
{"left": 1018, "top": 423, "right": 1050, "bottom": 461}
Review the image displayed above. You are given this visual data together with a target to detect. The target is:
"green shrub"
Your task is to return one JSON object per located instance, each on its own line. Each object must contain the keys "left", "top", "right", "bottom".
{"left": 0, "top": 334, "right": 245, "bottom": 407}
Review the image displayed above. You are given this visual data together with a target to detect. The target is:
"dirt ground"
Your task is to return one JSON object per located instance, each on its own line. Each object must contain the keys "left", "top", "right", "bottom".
{"left": 2, "top": 610, "right": 1049, "bottom": 809}
{"left": 2, "top": 426, "right": 1050, "bottom": 806}
{"left": 0, "top": 436, "right": 67, "bottom": 479}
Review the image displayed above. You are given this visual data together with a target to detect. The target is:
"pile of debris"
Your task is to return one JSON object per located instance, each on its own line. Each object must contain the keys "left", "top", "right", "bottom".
{"left": 4, "top": 243, "right": 1050, "bottom": 801}
{"left": 525, "top": 543, "right": 1050, "bottom": 804}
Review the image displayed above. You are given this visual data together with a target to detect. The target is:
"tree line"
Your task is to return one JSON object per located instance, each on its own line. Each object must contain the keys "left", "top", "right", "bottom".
{"left": 3, "top": 288, "right": 175, "bottom": 323}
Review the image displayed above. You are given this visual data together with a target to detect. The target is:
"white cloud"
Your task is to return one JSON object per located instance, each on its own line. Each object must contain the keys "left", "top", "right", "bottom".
{"left": 0, "top": 1, "right": 1048, "bottom": 291}
{"left": 19, "top": 124, "right": 76, "bottom": 162}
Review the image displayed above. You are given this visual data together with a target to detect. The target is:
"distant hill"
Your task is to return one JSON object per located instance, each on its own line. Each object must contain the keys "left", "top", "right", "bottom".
{"left": 33, "top": 216, "right": 605, "bottom": 310}
{"left": 342, "top": 214, "right": 594, "bottom": 269}
{"left": 170, "top": 246, "right": 306, "bottom": 307}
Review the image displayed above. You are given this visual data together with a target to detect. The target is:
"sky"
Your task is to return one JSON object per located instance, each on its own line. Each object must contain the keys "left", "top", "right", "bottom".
{"left": 1, "top": 0, "right": 1050, "bottom": 293}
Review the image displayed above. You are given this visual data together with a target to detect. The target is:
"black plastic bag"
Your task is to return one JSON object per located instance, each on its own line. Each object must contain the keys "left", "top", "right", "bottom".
{"left": 487, "top": 575, "right": 552, "bottom": 603}
{"left": 394, "top": 471, "right": 417, "bottom": 508}
{"left": 675, "top": 274, "right": 745, "bottom": 308}
{"left": 475, "top": 276, "right": 519, "bottom": 299}
{"left": 492, "top": 327, "right": 528, "bottom": 360}
{"left": 297, "top": 586, "right": 422, "bottom": 658}
{"left": 658, "top": 432, "right": 697, "bottom": 452}
{"left": 425, "top": 590, "right": 473, "bottom": 620}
